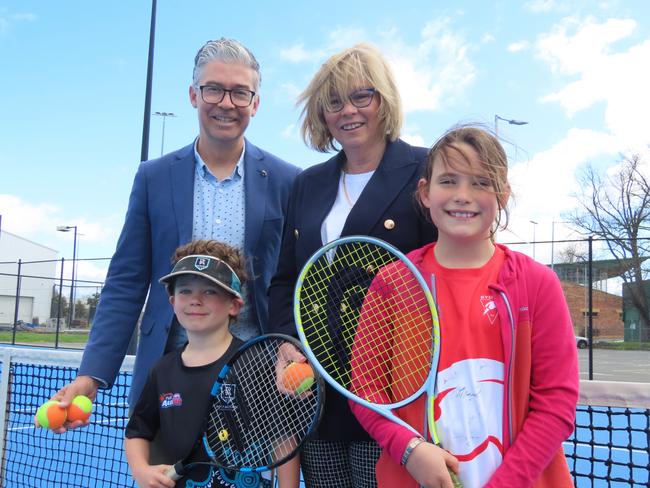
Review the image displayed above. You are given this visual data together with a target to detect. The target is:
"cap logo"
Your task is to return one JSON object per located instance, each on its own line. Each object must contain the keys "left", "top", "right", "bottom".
{"left": 194, "top": 257, "right": 210, "bottom": 271}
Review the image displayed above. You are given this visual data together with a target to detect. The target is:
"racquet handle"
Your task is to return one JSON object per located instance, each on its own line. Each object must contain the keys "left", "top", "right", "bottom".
{"left": 450, "top": 471, "right": 463, "bottom": 487}
{"left": 165, "top": 463, "right": 184, "bottom": 481}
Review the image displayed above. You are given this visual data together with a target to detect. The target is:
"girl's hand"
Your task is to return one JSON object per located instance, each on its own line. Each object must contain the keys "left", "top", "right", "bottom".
{"left": 405, "top": 442, "right": 460, "bottom": 488}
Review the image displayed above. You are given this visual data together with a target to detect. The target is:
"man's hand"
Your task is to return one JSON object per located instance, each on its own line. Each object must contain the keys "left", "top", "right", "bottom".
{"left": 41, "top": 375, "right": 100, "bottom": 433}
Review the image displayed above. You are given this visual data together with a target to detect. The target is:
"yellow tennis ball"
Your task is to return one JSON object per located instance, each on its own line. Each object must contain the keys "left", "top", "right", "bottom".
{"left": 67, "top": 395, "right": 93, "bottom": 422}
{"left": 218, "top": 429, "right": 229, "bottom": 441}
{"left": 36, "top": 400, "right": 67, "bottom": 430}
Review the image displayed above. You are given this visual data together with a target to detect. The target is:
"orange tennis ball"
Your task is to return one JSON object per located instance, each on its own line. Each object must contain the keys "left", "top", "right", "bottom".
{"left": 282, "top": 362, "right": 314, "bottom": 394}
{"left": 36, "top": 400, "right": 67, "bottom": 430}
{"left": 67, "top": 395, "right": 93, "bottom": 422}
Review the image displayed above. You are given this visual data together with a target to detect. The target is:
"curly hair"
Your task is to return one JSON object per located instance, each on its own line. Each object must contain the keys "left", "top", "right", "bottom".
{"left": 171, "top": 239, "right": 249, "bottom": 287}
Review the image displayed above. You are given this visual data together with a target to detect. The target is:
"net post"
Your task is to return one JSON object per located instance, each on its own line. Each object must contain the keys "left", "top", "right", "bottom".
{"left": 0, "top": 348, "right": 14, "bottom": 481}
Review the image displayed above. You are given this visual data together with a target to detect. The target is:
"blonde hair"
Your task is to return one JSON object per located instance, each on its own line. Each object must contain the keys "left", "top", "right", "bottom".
{"left": 298, "top": 43, "right": 403, "bottom": 152}
{"left": 422, "top": 125, "right": 511, "bottom": 236}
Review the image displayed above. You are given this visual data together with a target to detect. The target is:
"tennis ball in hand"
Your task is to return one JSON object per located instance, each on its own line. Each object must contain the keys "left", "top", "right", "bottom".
{"left": 67, "top": 395, "right": 93, "bottom": 422}
{"left": 36, "top": 400, "right": 67, "bottom": 430}
{"left": 282, "top": 362, "right": 314, "bottom": 394}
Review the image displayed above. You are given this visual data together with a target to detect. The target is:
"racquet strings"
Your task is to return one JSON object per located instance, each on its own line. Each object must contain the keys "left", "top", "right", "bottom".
{"left": 297, "top": 240, "right": 435, "bottom": 406}
{"left": 205, "top": 337, "right": 320, "bottom": 469}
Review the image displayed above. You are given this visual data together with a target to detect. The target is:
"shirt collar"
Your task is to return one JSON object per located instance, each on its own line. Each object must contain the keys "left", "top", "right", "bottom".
{"left": 193, "top": 138, "right": 246, "bottom": 180}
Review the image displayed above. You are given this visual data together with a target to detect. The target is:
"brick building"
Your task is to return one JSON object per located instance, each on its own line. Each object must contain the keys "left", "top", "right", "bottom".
{"left": 560, "top": 281, "right": 623, "bottom": 339}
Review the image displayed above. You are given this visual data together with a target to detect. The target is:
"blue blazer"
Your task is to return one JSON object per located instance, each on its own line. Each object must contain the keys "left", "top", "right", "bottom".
{"left": 268, "top": 139, "right": 437, "bottom": 442}
{"left": 79, "top": 139, "right": 300, "bottom": 405}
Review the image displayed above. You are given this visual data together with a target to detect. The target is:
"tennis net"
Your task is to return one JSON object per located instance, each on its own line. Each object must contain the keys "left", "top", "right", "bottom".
{"left": 0, "top": 347, "right": 135, "bottom": 487}
{"left": 0, "top": 347, "right": 647, "bottom": 487}
{"left": 565, "top": 380, "right": 650, "bottom": 487}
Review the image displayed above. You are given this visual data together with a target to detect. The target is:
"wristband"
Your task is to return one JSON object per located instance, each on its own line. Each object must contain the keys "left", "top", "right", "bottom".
{"left": 401, "top": 436, "right": 426, "bottom": 466}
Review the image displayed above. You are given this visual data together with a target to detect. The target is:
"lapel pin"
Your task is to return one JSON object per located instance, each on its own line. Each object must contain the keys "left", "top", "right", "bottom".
{"left": 294, "top": 229, "right": 299, "bottom": 238}
{"left": 384, "top": 219, "right": 395, "bottom": 230}
{"left": 259, "top": 169, "right": 268, "bottom": 177}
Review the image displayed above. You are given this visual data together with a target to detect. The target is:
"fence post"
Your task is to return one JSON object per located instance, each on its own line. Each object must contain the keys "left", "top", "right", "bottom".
{"left": 11, "top": 260, "right": 22, "bottom": 345}
{"left": 587, "top": 236, "right": 594, "bottom": 380}
{"left": 55, "top": 258, "right": 65, "bottom": 349}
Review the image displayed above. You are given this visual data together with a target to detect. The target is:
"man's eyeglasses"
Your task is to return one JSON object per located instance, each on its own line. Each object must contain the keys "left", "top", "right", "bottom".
{"left": 198, "top": 85, "right": 256, "bottom": 107}
{"left": 325, "top": 88, "right": 376, "bottom": 113}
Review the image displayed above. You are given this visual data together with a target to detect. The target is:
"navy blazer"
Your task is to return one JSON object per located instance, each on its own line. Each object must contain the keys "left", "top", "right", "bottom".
{"left": 268, "top": 138, "right": 437, "bottom": 442}
{"left": 79, "top": 139, "right": 300, "bottom": 405}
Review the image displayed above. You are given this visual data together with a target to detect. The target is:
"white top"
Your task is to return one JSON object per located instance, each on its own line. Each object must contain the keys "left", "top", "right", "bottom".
{"left": 321, "top": 170, "right": 375, "bottom": 245}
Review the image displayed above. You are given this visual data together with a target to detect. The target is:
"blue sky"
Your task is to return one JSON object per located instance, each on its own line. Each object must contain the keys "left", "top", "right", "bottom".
{"left": 1, "top": 0, "right": 649, "bottom": 286}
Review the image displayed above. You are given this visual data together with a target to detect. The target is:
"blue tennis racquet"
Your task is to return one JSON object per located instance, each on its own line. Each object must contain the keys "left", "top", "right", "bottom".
{"left": 294, "top": 236, "right": 461, "bottom": 487}
{"left": 165, "top": 333, "right": 324, "bottom": 481}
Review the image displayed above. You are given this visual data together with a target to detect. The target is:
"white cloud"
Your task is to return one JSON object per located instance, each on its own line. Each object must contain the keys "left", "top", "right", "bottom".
{"left": 281, "top": 123, "right": 299, "bottom": 140}
{"left": 507, "top": 41, "right": 529, "bottom": 52}
{"left": 401, "top": 132, "right": 425, "bottom": 147}
{"left": 280, "top": 44, "right": 316, "bottom": 63}
{"left": 381, "top": 19, "right": 476, "bottom": 113}
{"left": 537, "top": 17, "right": 650, "bottom": 152}
{"left": 482, "top": 33, "right": 496, "bottom": 44}
{"left": 279, "top": 20, "right": 476, "bottom": 114}
{"left": 537, "top": 17, "right": 636, "bottom": 75}
{"left": 524, "top": 0, "right": 564, "bottom": 13}
{"left": 0, "top": 194, "right": 122, "bottom": 263}
{"left": 0, "top": 11, "right": 36, "bottom": 35}
{"left": 509, "top": 128, "right": 619, "bottom": 225}
{"left": 0, "top": 194, "right": 60, "bottom": 237}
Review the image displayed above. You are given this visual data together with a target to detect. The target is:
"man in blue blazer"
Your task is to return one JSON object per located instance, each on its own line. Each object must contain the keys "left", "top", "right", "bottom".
{"left": 53, "top": 38, "right": 299, "bottom": 418}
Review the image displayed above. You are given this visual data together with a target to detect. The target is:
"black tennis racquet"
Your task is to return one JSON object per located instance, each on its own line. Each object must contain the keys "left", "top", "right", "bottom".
{"left": 165, "top": 333, "right": 324, "bottom": 481}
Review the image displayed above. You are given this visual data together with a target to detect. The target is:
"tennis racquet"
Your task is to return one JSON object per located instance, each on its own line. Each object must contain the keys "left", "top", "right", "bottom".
{"left": 294, "top": 235, "right": 461, "bottom": 487}
{"left": 165, "top": 333, "right": 325, "bottom": 481}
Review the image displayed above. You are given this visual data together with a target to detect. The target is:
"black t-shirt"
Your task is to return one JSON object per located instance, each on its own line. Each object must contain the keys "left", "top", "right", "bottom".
{"left": 126, "top": 338, "right": 271, "bottom": 487}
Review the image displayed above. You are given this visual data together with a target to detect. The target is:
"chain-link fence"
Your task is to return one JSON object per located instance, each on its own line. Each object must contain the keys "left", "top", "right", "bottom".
{"left": 0, "top": 256, "right": 107, "bottom": 349}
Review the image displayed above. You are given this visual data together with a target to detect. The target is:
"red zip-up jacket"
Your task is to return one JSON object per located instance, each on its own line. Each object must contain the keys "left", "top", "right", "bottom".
{"left": 351, "top": 243, "right": 579, "bottom": 487}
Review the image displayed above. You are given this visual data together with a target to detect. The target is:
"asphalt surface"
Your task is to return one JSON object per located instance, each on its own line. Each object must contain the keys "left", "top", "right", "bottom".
{"left": 578, "top": 348, "right": 650, "bottom": 382}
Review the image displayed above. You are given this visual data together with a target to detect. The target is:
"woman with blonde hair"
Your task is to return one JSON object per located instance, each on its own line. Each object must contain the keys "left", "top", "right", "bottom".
{"left": 268, "top": 43, "right": 436, "bottom": 487}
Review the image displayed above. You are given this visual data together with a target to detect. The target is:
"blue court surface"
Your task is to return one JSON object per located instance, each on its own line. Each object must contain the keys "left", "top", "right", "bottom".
{"left": 0, "top": 346, "right": 647, "bottom": 487}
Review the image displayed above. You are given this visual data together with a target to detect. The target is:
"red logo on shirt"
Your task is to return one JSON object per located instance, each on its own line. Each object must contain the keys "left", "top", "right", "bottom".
{"left": 480, "top": 296, "right": 498, "bottom": 324}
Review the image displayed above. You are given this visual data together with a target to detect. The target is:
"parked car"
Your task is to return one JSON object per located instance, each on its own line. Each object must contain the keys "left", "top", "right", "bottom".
{"left": 576, "top": 336, "right": 589, "bottom": 349}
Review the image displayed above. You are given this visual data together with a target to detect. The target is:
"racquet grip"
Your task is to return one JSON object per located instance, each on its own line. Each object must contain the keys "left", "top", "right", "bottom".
{"left": 165, "top": 462, "right": 184, "bottom": 481}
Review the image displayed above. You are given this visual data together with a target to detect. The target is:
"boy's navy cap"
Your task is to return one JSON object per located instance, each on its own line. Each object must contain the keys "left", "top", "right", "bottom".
{"left": 159, "top": 254, "right": 242, "bottom": 298}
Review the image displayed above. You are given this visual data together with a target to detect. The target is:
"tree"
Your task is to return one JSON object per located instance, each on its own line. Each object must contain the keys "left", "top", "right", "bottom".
{"left": 565, "top": 153, "right": 650, "bottom": 341}
{"left": 50, "top": 287, "right": 69, "bottom": 321}
{"left": 86, "top": 292, "right": 100, "bottom": 324}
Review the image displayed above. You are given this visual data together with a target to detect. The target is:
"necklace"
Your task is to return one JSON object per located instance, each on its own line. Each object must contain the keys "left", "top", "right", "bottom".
{"left": 342, "top": 172, "right": 355, "bottom": 207}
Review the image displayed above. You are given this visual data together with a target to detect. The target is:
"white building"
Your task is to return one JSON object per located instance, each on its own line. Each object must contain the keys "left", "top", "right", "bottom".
{"left": 0, "top": 231, "right": 57, "bottom": 325}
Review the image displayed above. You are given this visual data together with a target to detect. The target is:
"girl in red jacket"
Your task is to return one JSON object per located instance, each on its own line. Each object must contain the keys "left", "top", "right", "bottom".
{"left": 351, "top": 125, "right": 579, "bottom": 488}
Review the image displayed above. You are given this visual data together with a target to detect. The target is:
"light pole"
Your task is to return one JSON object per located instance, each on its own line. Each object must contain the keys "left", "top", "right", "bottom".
{"left": 551, "top": 220, "right": 569, "bottom": 271}
{"left": 529, "top": 220, "right": 538, "bottom": 260}
{"left": 153, "top": 111, "right": 176, "bottom": 156}
{"left": 494, "top": 114, "right": 528, "bottom": 136}
{"left": 57, "top": 225, "right": 78, "bottom": 327}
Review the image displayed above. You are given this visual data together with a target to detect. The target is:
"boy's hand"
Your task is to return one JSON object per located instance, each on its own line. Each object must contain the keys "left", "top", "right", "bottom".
{"left": 131, "top": 464, "right": 175, "bottom": 488}
{"left": 45, "top": 375, "right": 99, "bottom": 433}
{"left": 405, "top": 441, "right": 460, "bottom": 488}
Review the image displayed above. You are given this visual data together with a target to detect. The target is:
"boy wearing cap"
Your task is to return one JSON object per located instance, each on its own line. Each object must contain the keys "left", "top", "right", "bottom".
{"left": 125, "top": 240, "right": 298, "bottom": 487}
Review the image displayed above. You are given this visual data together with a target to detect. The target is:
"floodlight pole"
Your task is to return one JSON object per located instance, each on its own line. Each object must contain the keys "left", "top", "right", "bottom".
{"left": 494, "top": 114, "right": 529, "bottom": 136}
{"left": 57, "top": 225, "right": 78, "bottom": 327}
